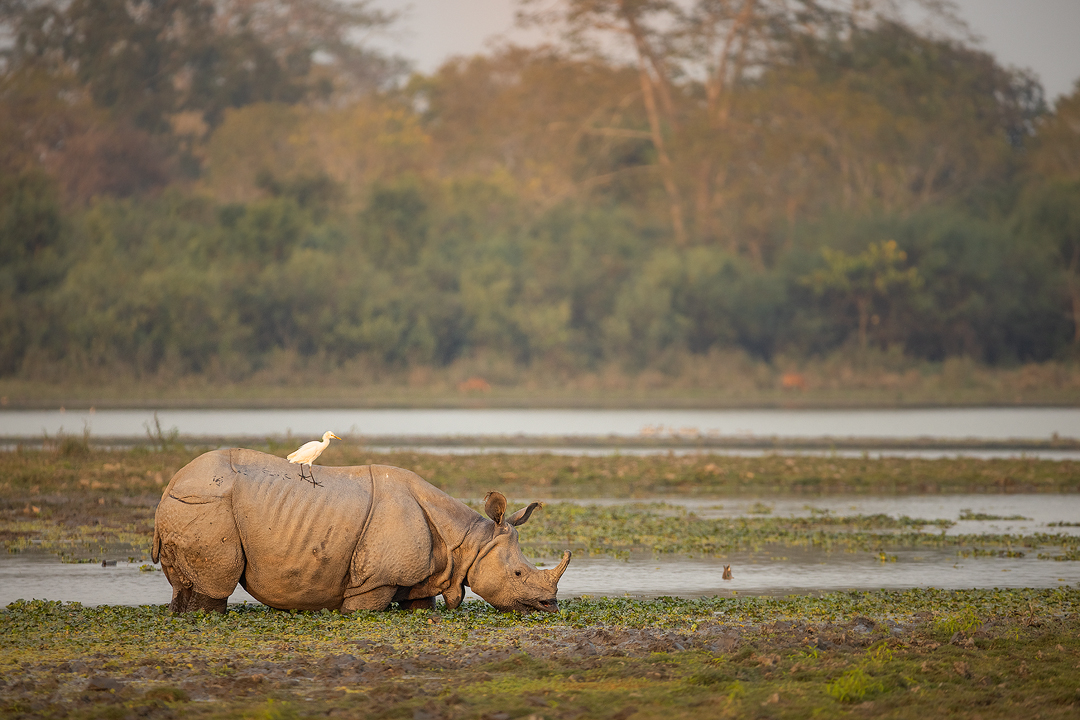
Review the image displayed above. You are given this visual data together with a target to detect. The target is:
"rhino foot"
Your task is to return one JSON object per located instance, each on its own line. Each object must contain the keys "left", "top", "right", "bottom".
{"left": 398, "top": 597, "right": 437, "bottom": 611}
{"left": 169, "top": 586, "right": 228, "bottom": 613}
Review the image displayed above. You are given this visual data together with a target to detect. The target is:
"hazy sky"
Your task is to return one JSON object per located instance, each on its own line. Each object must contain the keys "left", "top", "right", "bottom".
{"left": 368, "top": 0, "right": 1080, "bottom": 103}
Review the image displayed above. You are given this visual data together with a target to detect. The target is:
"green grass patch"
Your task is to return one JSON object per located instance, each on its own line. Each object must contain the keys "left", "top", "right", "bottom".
{"left": 1, "top": 589, "right": 1078, "bottom": 719}
{"left": 2, "top": 447, "right": 1079, "bottom": 563}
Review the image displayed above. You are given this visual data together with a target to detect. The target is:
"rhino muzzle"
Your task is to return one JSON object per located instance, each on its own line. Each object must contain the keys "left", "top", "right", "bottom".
{"left": 534, "top": 597, "right": 559, "bottom": 612}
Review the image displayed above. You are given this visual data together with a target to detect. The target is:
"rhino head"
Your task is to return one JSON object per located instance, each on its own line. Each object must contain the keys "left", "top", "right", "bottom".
{"left": 466, "top": 491, "right": 571, "bottom": 613}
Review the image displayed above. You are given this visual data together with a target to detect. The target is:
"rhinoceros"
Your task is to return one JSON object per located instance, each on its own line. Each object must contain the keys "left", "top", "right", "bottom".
{"left": 151, "top": 449, "right": 570, "bottom": 613}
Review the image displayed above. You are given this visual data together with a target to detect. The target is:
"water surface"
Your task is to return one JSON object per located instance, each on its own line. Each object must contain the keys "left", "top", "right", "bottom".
{"left": 568, "top": 494, "right": 1080, "bottom": 537}
{"left": 3, "top": 407, "right": 1077, "bottom": 442}
{"left": 3, "top": 493, "right": 1077, "bottom": 608}
{"left": 2, "top": 547, "right": 1075, "bottom": 609}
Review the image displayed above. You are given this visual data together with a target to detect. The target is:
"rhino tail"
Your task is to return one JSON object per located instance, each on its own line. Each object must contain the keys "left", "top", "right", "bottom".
{"left": 151, "top": 524, "right": 162, "bottom": 564}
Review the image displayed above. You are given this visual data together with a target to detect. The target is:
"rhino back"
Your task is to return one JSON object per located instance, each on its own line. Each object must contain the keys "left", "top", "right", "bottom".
{"left": 229, "top": 451, "right": 375, "bottom": 610}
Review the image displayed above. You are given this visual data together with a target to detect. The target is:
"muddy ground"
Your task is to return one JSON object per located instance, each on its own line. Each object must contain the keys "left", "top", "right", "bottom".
{"left": 3, "top": 593, "right": 1080, "bottom": 720}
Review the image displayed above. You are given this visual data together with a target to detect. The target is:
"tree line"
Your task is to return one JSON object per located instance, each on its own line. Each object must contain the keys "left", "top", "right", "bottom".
{"left": 1, "top": 0, "right": 1079, "bottom": 383}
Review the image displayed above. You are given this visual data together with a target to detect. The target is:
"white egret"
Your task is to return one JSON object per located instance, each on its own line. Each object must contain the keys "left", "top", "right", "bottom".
{"left": 287, "top": 431, "right": 340, "bottom": 486}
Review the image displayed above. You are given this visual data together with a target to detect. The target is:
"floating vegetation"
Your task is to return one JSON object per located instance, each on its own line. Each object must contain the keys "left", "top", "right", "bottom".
{"left": 515, "top": 503, "right": 1080, "bottom": 562}
{"left": 2, "top": 446, "right": 1079, "bottom": 501}
{"left": 1, "top": 589, "right": 1077, "bottom": 719}
{"left": 959, "top": 509, "right": 1031, "bottom": 521}
{"left": 0, "top": 518, "right": 153, "bottom": 563}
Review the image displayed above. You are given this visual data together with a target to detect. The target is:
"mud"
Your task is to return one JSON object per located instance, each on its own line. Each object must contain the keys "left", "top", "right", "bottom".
{"left": 0, "top": 618, "right": 912, "bottom": 712}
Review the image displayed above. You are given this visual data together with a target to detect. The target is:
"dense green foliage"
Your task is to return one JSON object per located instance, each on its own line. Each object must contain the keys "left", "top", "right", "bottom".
{"left": 2, "top": 1, "right": 1079, "bottom": 387}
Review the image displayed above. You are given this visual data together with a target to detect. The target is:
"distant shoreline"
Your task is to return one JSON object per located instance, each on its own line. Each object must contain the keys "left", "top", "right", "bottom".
{"left": 3, "top": 433, "right": 1079, "bottom": 454}
{"left": 2, "top": 392, "right": 1079, "bottom": 411}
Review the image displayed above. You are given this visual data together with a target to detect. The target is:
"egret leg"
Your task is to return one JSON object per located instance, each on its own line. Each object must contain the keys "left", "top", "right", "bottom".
{"left": 308, "top": 464, "right": 322, "bottom": 487}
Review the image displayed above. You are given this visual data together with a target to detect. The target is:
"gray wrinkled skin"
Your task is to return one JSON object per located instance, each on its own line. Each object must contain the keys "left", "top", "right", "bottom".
{"left": 152, "top": 449, "right": 570, "bottom": 613}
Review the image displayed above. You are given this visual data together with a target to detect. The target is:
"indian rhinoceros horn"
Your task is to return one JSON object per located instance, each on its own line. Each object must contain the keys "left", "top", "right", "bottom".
{"left": 546, "top": 550, "right": 572, "bottom": 583}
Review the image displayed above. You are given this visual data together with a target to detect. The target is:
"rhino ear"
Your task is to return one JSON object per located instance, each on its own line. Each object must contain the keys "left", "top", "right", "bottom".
{"left": 507, "top": 501, "right": 544, "bottom": 526}
{"left": 484, "top": 491, "right": 506, "bottom": 525}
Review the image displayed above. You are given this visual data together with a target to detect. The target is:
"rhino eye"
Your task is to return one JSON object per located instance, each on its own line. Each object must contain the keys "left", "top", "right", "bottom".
{"left": 514, "top": 570, "right": 522, "bottom": 577}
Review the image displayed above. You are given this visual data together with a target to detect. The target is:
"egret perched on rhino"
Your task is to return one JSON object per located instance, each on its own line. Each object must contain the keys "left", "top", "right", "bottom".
{"left": 287, "top": 430, "right": 340, "bottom": 486}
{"left": 152, "top": 449, "right": 571, "bottom": 614}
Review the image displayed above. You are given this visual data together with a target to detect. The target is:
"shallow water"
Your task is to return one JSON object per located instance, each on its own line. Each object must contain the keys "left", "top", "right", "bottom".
{"left": 3, "top": 493, "right": 1078, "bottom": 608}
{"left": 367, "top": 445, "right": 1080, "bottom": 460}
{"left": 564, "top": 494, "right": 1080, "bottom": 537}
{"left": 3, "top": 407, "right": 1078, "bottom": 443}
{"left": 2, "top": 545, "right": 1076, "bottom": 609}
{"left": 555, "top": 547, "right": 1079, "bottom": 598}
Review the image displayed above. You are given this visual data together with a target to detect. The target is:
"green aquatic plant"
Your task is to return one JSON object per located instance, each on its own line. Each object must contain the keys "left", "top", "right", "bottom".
{"left": 866, "top": 641, "right": 894, "bottom": 665}
{"left": 512, "top": 502, "right": 1079, "bottom": 562}
{"left": 932, "top": 606, "right": 982, "bottom": 638}
{"left": 1, "top": 588, "right": 1077, "bottom": 719}
{"left": 826, "top": 667, "right": 885, "bottom": 703}
{"left": 959, "top": 509, "right": 1031, "bottom": 521}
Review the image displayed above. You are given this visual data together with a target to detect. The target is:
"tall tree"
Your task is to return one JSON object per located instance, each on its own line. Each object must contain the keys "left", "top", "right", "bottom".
{"left": 0, "top": 0, "right": 402, "bottom": 131}
{"left": 521, "top": 0, "right": 688, "bottom": 244}
{"left": 802, "top": 240, "right": 922, "bottom": 350}
{"left": 1018, "top": 83, "right": 1080, "bottom": 346}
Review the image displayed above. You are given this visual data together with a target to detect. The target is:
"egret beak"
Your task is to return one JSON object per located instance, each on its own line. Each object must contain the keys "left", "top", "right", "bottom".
{"left": 330, "top": 433, "right": 341, "bottom": 440}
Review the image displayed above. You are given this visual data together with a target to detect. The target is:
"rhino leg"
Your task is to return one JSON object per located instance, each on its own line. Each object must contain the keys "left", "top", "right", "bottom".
{"left": 160, "top": 556, "right": 232, "bottom": 613}
{"left": 168, "top": 585, "right": 228, "bottom": 613}
{"left": 155, "top": 484, "right": 245, "bottom": 613}
{"left": 397, "top": 597, "right": 437, "bottom": 611}
{"left": 341, "top": 586, "right": 398, "bottom": 613}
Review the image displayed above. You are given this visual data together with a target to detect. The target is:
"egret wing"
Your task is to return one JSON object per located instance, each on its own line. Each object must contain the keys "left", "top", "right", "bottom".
{"left": 288, "top": 441, "right": 320, "bottom": 463}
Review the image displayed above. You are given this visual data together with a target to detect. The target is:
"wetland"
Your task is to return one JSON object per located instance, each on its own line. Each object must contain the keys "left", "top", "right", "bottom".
{"left": 2, "top": 444, "right": 1079, "bottom": 718}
